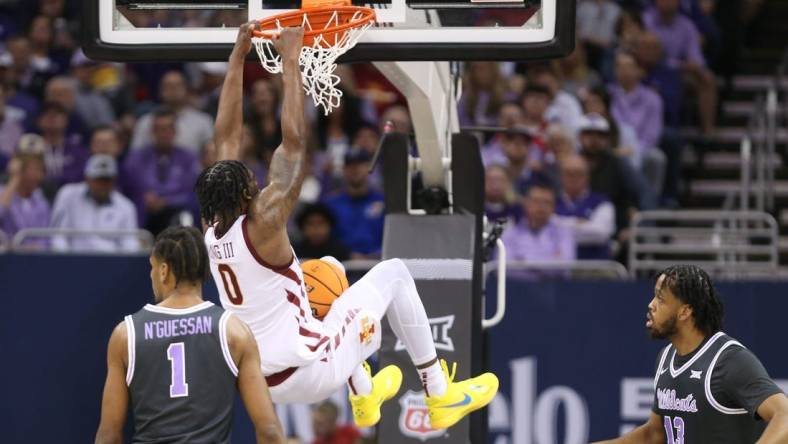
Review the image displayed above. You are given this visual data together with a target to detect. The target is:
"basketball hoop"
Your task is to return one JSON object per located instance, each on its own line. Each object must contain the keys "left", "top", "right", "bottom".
{"left": 252, "top": 0, "right": 375, "bottom": 115}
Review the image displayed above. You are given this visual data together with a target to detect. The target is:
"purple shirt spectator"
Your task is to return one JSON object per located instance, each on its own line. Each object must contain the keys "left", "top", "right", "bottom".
{"left": 501, "top": 183, "right": 576, "bottom": 265}
{"left": 485, "top": 164, "right": 521, "bottom": 225}
{"left": 610, "top": 84, "right": 664, "bottom": 151}
{"left": 6, "top": 89, "right": 40, "bottom": 129}
{"left": 481, "top": 136, "right": 508, "bottom": 167}
{"left": 35, "top": 102, "right": 89, "bottom": 191}
{"left": 0, "top": 150, "right": 50, "bottom": 248}
{"left": 643, "top": 65, "right": 682, "bottom": 127}
{"left": 122, "top": 145, "right": 199, "bottom": 227}
{"left": 43, "top": 135, "right": 89, "bottom": 187}
{"left": 501, "top": 217, "right": 576, "bottom": 262}
{"left": 556, "top": 192, "right": 615, "bottom": 260}
{"left": 642, "top": 7, "right": 705, "bottom": 68}
{"left": 0, "top": 108, "right": 24, "bottom": 158}
{"left": 0, "top": 186, "right": 49, "bottom": 240}
{"left": 486, "top": 201, "right": 521, "bottom": 226}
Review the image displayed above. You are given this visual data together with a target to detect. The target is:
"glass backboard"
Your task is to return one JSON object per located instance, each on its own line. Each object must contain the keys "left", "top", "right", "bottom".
{"left": 83, "top": 0, "right": 575, "bottom": 62}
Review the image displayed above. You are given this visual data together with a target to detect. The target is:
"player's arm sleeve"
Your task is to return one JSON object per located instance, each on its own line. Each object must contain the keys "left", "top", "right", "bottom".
{"left": 95, "top": 322, "right": 129, "bottom": 444}
{"left": 230, "top": 316, "right": 285, "bottom": 444}
{"left": 718, "top": 346, "right": 784, "bottom": 419}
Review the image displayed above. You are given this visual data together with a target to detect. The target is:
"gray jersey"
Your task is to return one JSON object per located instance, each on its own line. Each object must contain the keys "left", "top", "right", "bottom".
{"left": 653, "top": 332, "right": 783, "bottom": 444}
{"left": 125, "top": 301, "right": 238, "bottom": 444}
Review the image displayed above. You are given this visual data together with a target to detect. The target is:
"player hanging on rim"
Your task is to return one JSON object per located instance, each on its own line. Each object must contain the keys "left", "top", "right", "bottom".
{"left": 195, "top": 22, "right": 498, "bottom": 429}
{"left": 594, "top": 265, "right": 788, "bottom": 444}
{"left": 95, "top": 227, "right": 285, "bottom": 444}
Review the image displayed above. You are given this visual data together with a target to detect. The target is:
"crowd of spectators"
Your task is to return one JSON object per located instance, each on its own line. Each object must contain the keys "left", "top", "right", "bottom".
{"left": 0, "top": 0, "right": 763, "bottom": 267}
{"left": 0, "top": 0, "right": 396, "bottom": 257}
{"left": 478, "top": 0, "right": 762, "bottom": 266}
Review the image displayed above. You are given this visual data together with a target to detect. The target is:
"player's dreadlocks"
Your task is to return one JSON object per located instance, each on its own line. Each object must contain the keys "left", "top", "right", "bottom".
{"left": 153, "top": 226, "right": 208, "bottom": 285}
{"left": 658, "top": 264, "right": 724, "bottom": 335}
{"left": 194, "top": 160, "right": 255, "bottom": 236}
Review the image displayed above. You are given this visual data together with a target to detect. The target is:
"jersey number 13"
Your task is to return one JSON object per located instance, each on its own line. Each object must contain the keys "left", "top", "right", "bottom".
{"left": 664, "top": 416, "right": 685, "bottom": 444}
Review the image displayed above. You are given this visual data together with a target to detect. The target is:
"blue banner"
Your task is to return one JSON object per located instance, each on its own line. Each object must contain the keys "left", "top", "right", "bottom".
{"left": 485, "top": 279, "right": 788, "bottom": 443}
{"left": 1, "top": 255, "right": 787, "bottom": 443}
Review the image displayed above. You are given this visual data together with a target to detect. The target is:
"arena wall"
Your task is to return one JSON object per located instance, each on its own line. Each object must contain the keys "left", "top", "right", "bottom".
{"left": 1, "top": 255, "right": 786, "bottom": 443}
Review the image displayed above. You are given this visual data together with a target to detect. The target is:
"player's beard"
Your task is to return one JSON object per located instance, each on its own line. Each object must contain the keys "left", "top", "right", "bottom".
{"left": 648, "top": 314, "right": 678, "bottom": 339}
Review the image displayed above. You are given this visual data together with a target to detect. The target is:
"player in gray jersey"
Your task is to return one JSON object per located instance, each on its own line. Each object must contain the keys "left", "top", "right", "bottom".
{"left": 95, "top": 226, "right": 284, "bottom": 444}
{"left": 595, "top": 264, "right": 788, "bottom": 444}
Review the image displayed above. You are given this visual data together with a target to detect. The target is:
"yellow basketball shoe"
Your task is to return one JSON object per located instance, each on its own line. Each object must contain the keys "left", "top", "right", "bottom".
{"left": 349, "top": 362, "right": 403, "bottom": 428}
{"left": 426, "top": 360, "right": 499, "bottom": 430}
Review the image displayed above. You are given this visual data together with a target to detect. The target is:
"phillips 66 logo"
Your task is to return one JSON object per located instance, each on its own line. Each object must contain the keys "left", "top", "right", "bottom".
{"left": 399, "top": 390, "right": 447, "bottom": 441}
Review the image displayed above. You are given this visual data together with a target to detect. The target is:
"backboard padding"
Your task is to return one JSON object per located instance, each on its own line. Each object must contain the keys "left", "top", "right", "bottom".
{"left": 83, "top": 0, "right": 575, "bottom": 62}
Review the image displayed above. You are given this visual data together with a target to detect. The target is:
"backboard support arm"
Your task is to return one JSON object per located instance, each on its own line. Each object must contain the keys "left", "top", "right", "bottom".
{"left": 373, "top": 61, "right": 459, "bottom": 211}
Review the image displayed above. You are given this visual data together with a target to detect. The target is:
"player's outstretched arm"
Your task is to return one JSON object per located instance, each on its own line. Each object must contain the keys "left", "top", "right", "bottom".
{"left": 228, "top": 315, "right": 285, "bottom": 444}
{"left": 756, "top": 394, "right": 788, "bottom": 444}
{"left": 592, "top": 412, "right": 666, "bottom": 444}
{"left": 215, "top": 22, "right": 254, "bottom": 161}
{"left": 95, "top": 322, "right": 129, "bottom": 444}
{"left": 247, "top": 26, "right": 306, "bottom": 265}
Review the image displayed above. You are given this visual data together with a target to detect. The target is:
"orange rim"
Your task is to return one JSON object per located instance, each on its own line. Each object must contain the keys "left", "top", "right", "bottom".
{"left": 252, "top": 6, "right": 375, "bottom": 45}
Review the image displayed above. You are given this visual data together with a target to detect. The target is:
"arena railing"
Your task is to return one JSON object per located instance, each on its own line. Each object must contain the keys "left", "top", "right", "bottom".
{"left": 342, "top": 259, "right": 629, "bottom": 281}
{"left": 629, "top": 210, "right": 779, "bottom": 279}
{"left": 740, "top": 45, "right": 787, "bottom": 213}
{"left": 11, "top": 228, "right": 155, "bottom": 254}
{"left": 484, "top": 259, "right": 629, "bottom": 281}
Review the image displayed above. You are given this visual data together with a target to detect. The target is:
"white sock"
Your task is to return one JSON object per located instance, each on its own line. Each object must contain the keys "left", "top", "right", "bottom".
{"left": 419, "top": 360, "right": 447, "bottom": 397}
{"left": 348, "top": 364, "right": 372, "bottom": 396}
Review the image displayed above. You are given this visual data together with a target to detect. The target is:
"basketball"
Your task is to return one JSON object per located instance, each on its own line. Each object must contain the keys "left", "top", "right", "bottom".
{"left": 302, "top": 258, "right": 349, "bottom": 320}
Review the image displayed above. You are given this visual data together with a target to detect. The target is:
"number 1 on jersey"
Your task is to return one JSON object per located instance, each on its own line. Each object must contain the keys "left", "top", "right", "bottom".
{"left": 167, "top": 343, "right": 189, "bottom": 398}
{"left": 664, "top": 415, "right": 685, "bottom": 444}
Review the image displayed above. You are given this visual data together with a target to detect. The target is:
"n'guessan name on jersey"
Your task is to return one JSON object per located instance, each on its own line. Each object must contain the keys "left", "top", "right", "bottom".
{"left": 143, "top": 316, "right": 213, "bottom": 340}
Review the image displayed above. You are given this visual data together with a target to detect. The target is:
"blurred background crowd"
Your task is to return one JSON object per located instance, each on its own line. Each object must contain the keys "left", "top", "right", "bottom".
{"left": 0, "top": 0, "right": 767, "bottom": 266}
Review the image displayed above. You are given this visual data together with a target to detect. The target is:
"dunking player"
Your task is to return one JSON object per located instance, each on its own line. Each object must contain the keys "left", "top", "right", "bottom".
{"left": 195, "top": 23, "right": 498, "bottom": 429}
{"left": 594, "top": 265, "right": 788, "bottom": 443}
{"left": 95, "top": 227, "right": 284, "bottom": 444}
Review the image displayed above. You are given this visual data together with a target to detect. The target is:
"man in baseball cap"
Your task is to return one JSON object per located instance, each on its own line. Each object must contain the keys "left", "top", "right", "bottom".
{"left": 50, "top": 154, "right": 139, "bottom": 252}
{"left": 577, "top": 112, "right": 640, "bottom": 244}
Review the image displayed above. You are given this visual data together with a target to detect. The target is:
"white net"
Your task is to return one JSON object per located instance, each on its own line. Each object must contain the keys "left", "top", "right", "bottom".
{"left": 252, "top": 9, "right": 372, "bottom": 115}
